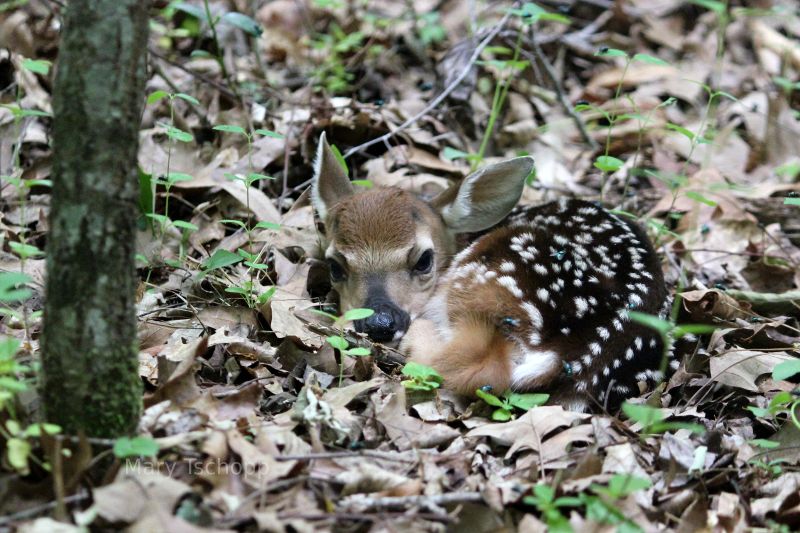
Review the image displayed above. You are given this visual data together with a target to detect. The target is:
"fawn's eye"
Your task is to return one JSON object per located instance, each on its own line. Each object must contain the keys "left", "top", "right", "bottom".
{"left": 327, "top": 259, "right": 347, "bottom": 282}
{"left": 500, "top": 316, "right": 520, "bottom": 331}
{"left": 412, "top": 249, "right": 434, "bottom": 275}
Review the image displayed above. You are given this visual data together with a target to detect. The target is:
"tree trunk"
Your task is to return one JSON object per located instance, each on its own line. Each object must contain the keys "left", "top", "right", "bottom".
{"left": 41, "top": 0, "right": 149, "bottom": 437}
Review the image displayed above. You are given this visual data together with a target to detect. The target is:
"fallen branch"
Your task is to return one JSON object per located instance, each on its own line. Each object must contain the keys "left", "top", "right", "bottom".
{"left": 297, "top": 316, "right": 407, "bottom": 367}
{"left": 725, "top": 289, "right": 800, "bottom": 315}
{"left": 341, "top": 492, "right": 484, "bottom": 512}
{"left": 343, "top": 9, "right": 515, "bottom": 159}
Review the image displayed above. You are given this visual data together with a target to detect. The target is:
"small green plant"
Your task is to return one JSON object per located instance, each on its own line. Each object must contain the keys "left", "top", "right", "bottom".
{"left": 475, "top": 387, "right": 549, "bottom": 421}
{"left": 309, "top": 24, "right": 366, "bottom": 93}
{"left": 523, "top": 474, "right": 652, "bottom": 533}
{"left": 401, "top": 362, "right": 443, "bottom": 391}
{"left": 312, "top": 308, "right": 375, "bottom": 386}
{"left": 621, "top": 402, "right": 705, "bottom": 435}
{"left": 113, "top": 436, "right": 160, "bottom": 459}
{"left": 0, "top": 337, "right": 62, "bottom": 475}
{"left": 523, "top": 484, "right": 580, "bottom": 533}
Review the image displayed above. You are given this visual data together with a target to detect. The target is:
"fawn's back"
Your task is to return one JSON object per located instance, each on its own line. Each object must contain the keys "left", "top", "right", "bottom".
{"left": 405, "top": 198, "right": 672, "bottom": 411}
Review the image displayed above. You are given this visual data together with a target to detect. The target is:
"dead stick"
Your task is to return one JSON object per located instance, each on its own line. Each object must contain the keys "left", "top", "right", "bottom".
{"left": 342, "top": 8, "right": 515, "bottom": 159}
{"left": 725, "top": 289, "right": 800, "bottom": 315}
{"left": 527, "top": 36, "right": 599, "bottom": 150}
{"left": 299, "top": 318, "right": 407, "bottom": 367}
{"left": 343, "top": 492, "right": 484, "bottom": 511}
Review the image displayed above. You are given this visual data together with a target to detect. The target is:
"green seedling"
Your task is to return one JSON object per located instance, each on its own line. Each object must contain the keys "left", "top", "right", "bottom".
{"left": 622, "top": 402, "right": 705, "bottom": 435}
{"left": 523, "top": 483, "right": 580, "bottom": 533}
{"left": 475, "top": 387, "right": 549, "bottom": 421}
{"left": 113, "top": 436, "right": 160, "bottom": 459}
{"left": 311, "top": 308, "right": 375, "bottom": 386}
{"left": 401, "top": 362, "right": 443, "bottom": 391}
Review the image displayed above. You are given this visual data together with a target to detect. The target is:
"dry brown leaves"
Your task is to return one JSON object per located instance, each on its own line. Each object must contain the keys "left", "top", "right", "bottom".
{"left": 2, "top": 0, "right": 800, "bottom": 531}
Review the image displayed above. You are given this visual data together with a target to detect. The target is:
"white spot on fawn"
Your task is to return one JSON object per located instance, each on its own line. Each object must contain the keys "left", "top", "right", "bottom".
{"left": 497, "top": 275, "right": 523, "bottom": 298}
{"left": 499, "top": 261, "right": 515, "bottom": 273}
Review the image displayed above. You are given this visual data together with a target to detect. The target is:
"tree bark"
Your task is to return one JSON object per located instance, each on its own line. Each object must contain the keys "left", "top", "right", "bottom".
{"left": 41, "top": 0, "right": 149, "bottom": 437}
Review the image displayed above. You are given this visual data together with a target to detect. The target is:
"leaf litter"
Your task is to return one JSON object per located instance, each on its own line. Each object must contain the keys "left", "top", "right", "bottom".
{"left": 1, "top": 0, "right": 800, "bottom": 531}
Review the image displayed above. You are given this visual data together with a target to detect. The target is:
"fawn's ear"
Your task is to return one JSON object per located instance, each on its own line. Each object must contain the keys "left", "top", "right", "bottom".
{"left": 431, "top": 156, "right": 534, "bottom": 233}
{"left": 311, "top": 132, "right": 354, "bottom": 220}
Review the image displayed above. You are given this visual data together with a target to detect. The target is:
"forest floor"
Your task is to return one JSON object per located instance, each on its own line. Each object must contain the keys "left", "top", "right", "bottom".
{"left": 2, "top": 0, "right": 800, "bottom": 531}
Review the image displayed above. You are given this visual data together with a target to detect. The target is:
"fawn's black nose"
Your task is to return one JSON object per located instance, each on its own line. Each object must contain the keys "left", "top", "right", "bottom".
{"left": 354, "top": 303, "right": 410, "bottom": 343}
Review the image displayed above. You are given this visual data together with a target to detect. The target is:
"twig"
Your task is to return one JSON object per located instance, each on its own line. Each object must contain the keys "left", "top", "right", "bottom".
{"left": 343, "top": 492, "right": 484, "bottom": 511}
{"left": 0, "top": 492, "right": 90, "bottom": 527}
{"left": 148, "top": 47, "right": 237, "bottom": 100}
{"left": 342, "top": 9, "right": 515, "bottom": 159}
{"left": 274, "top": 450, "right": 417, "bottom": 462}
{"left": 526, "top": 33, "right": 599, "bottom": 150}
{"left": 724, "top": 289, "right": 800, "bottom": 315}
{"left": 298, "top": 317, "right": 407, "bottom": 367}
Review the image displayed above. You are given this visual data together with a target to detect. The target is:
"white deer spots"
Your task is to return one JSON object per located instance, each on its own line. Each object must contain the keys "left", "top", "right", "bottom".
{"left": 574, "top": 297, "right": 589, "bottom": 317}
{"left": 521, "top": 301, "right": 543, "bottom": 329}
{"left": 537, "top": 287, "right": 549, "bottom": 302}
{"left": 499, "top": 261, "right": 515, "bottom": 273}
{"left": 589, "top": 342, "right": 602, "bottom": 356}
{"left": 533, "top": 264, "right": 548, "bottom": 276}
{"left": 596, "top": 326, "right": 610, "bottom": 340}
{"left": 497, "top": 275, "right": 523, "bottom": 298}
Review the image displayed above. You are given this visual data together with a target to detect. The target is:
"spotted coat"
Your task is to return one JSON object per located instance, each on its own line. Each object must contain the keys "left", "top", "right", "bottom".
{"left": 427, "top": 198, "right": 674, "bottom": 410}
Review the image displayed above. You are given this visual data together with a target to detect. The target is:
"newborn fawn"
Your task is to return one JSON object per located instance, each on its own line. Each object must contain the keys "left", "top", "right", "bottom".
{"left": 311, "top": 133, "right": 672, "bottom": 411}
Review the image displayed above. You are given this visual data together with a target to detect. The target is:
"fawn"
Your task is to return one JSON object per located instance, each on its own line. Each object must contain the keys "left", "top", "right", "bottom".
{"left": 311, "top": 133, "right": 674, "bottom": 411}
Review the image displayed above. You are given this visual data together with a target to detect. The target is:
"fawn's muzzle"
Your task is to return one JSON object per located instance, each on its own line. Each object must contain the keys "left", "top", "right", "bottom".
{"left": 354, "top": 302, "right": 410, "bottom": 343}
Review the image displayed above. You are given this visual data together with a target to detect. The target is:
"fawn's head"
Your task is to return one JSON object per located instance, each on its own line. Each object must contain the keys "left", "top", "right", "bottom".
{"left": 311, "top": 133, "right": 534, "bottom": 343}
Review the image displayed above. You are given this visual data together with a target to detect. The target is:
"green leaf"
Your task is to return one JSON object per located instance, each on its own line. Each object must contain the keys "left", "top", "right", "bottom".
{"left": 673, "top": 323, "right": 718, "bottom": 337}
{"left": 606, "top": 474, "right": 651, "bottom": 497}
{"left": 330, "top": 144, "right": 349, "bottom": 177}
{"left": 507, "top": 392, "right": 549, "bottom": 410}
{"left": 750, "top": 439, "right": 780, "bottom": 449}
{"left": 688, "top": 0, "right": 726, "bottom": 15}
{"left": 594, "top": 48, "right": 628, "bottom": 58}
{"left": 342, "top": 308, "right": 375, "bottom": 322}
{"left": 247, "top": 173, "right": 275, "bottom": 183}
{"left": 626, "top": 311, "right": 672, "bottom": 335}
{"left": 0, "top": 376, "right": 28, "bottom": 392}
{"left": 775, "top": 162, "right": 800, "bottom": 179}
{"left": 254, "top": 128, "right": 284, "bottom": 139}
{"left": 9, "top": 242, "right": 44, "bottom": 259}
{"left": 165, "top": 171, "right": 193, "bottom": 184}
{"left": 785, "top": 197, "right": 800, "bottom": 206}
{"left": 344, "top": 347, "right": 371, "bottom": 357}
{"left": 113, "top": 436, "right": 160, "bottom": 458}
{"left": 401, "top": 362, "right": 444, "bottom": 385}
{"left": 24, "top": 423, "right": 62, "bottom": 437}
{"left": 172, "top": 2, "right": 205, "bottom": 20}
{"left": 220, "top": 219, "right": 247, "bottom": 229}
{"left": 0, "top": 337, "right": 22, "bottom": 360}
{"left": 175, "top": 93, "right": 200, "bottom": 105}
{"left": 0, "top": 272, "right": 32, "bottom": 302}
{"left": 22, "top": 58, "right": 51, "bottom": 75}
{"left": 665, "top": 122, "right": 696, "bottom": 141}
{"left": 491, "top": 408, "right": 513, "bottom": 421}
{"left": 257, "top": 286, "right": 277, "bottom": 305}
{"left": 173, "top": 220, "right": 198, "bottom": 231}
{"left": 351, "top": 179, "right": 373, "bottom": 188}
{"left": 254, "top": 221, "right": 282, "bottom": 230}
{"left": 443, "top": 147, "right": 471, "bottom": 161}
{"left": 773, "top": 359, "right": 800, "bottom": 381}
{"left": 622, "top": 402, "right": 664, "bottom": 426}
{"left": 632, "top": 53, "right": 670, "bottom": 66}
{"left": 164, "top": 124, "right": 193, "bottom": 143}
{"left": 220, "top": 11, "right": 263, "bottom": 36}
{"left": 476, "top": 388, "right": 506, "bottom": 408}
{"left": 203, "top": 249, "right": 243, "bottom": 271}
{"left": 147, "top": 90, "right": 170, "bottom": 105}
{"left": 326, "top": 335, "right": 349, "bottom": 351}
{"left": 593, "top": 155, "right": 624, "bottom": 172}
{"left": 685, "top": 191, "right": 717, "bottom": 207}
{"left": 7, "top": 437, "right": 31, "bottom": 473}
{"left": 213, "top": 124, "right": 247, "bottom": 135}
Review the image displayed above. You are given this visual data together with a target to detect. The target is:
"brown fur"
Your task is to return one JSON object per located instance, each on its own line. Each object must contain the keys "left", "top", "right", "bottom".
{"left": 423, "top": 316, "right": 513, "bottom": 396}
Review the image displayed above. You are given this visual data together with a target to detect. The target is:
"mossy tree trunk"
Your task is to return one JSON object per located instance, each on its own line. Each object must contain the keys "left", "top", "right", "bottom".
{"left": 41, "top": 0, "right": 149, "bottom": 437}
